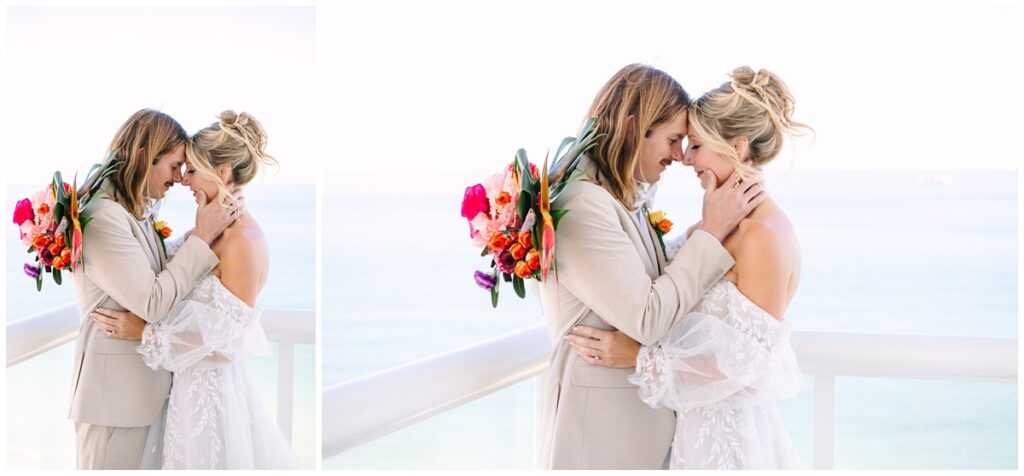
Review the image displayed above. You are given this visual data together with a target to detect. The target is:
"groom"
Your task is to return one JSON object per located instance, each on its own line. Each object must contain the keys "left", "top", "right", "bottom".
{"left": 69, "top": 110, "right": 236, "bottom": 470}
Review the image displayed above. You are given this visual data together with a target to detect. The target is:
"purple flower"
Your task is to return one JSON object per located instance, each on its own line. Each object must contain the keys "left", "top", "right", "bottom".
{"left": 474, "top": 270, "right": 497, "bottom": 291}
{"left": 24, "top": 263, "right": 39, "bottom": 280}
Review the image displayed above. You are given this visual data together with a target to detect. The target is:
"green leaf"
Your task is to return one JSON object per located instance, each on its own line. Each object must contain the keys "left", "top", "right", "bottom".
{"left": 490, "top": 273, "right": 500, "bottom": 308}
{"left": 512, "top": 274, "right": 526, "bottom": 299}
{"left": 85, "top": 163, "right": 102, "bottom": 181}
{"left": 53, "top": 268, "right": 62, "bottom": 285}
{"left": 551, "top": 208, "right": 570, "bottom": 229}
{"left": 27, "top": 245, "right": 34, "bottom": 254}
{"left": 549, "top": 136, "right": 576, "bottom": 174}
{"left": 480, "top": 247, "right": 490, "bottom": 257}
{"left": 36, "top": 270, "right": 43, "bottom": 291}
{"left": 54, "top": 171, "right": 67, "bottom": 201}
{"left": 516, "top": 148, "right": 529, "bottom": 172}
{"left": 516, "top": 191, "right": 533, "bottom": 222}
{"left": 518, "top": 151, "right": 534, "bottom": 192}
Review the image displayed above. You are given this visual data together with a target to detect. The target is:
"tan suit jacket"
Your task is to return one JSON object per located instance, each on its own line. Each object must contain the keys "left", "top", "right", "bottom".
{"left": 537, "top": 156, "right": 735, "bottom": 469}
{"left": 69, "top": 186, "right": 218, "bottom": 427}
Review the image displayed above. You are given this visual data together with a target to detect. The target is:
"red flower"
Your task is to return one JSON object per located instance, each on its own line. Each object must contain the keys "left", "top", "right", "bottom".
{"left": 13, "top": 198, "right": 34, "bottom": 225}
{"left": 461, "top": 184, "right": 490, "bottom": 220}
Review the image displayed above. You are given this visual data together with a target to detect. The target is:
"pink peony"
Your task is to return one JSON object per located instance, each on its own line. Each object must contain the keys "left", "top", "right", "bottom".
{"left": 13, "top": 198, "right": 34, "bottom": 226}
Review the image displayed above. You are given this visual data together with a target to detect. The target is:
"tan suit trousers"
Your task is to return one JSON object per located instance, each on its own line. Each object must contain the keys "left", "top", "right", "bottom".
{"left": 74, "top": 421, "right": 148, "bottom": 470}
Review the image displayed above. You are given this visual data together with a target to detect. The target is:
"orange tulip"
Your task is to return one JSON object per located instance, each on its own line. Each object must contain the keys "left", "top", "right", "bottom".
{"left": 514, "top": 260, "right": 532, "bottom": 278}
{"left": 487, "top": 232, "right": 512, "bottom": 252}
{"left": 54, "top": 232, "right": 66, "bottom": 248}
{"left": 518, "top": 230, "right": 532, "bottom": 249}
{"left": 32, "top": 235, "right": 50, "bottom": 250}
{"left": 60, "top": 248, "right": 72, "bottom": 263}
{"left": 52, "top": 256, "right": 65, "bottom": 270}
{"left": 526, "top": 249, "right": 540, "bottom": 270}
{"left": 509, "top": 243, "right": 526, "bottom": 260}
{"left": 49, "top": 242, "right": 63, "bottom": 256}
{"left": 160, "top": 227, "right": 172, "bottom": 238}
{"left": 658, "top": 219, "right": 673, "bottom": 234}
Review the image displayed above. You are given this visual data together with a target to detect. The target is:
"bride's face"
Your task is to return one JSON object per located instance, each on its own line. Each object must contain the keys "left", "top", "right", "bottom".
{"left": 682, "top": 132, "right": 737, "bottom": 189}
{"left": 634, "top": 111, "right": 686, "bottom": 184}
{"left": 181, "top": 159, "right": 220, "bottom": 204}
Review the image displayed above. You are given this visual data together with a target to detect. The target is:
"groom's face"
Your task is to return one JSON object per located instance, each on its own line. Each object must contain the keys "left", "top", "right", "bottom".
{"left": 147, "top": 144, "right": 185, "bottom": 200}
{"left": 634, "top": 111, "right": 687, "bottom": 184}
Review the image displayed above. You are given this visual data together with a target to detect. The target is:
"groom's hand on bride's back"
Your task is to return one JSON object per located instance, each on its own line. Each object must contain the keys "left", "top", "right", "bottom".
{"left": 193, "top": 190, "right": 240, "bottom": 245}
{"left": 698, "top": 170, "right": 767, "bottom": 242}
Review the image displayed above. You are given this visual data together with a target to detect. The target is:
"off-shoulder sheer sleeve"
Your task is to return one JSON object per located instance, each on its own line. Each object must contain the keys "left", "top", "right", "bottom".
{"left": 628, "top": 288, "right": 801, "bottom": 412}
{"left": 137, "top": 278, "right": 269, "bottom": 372}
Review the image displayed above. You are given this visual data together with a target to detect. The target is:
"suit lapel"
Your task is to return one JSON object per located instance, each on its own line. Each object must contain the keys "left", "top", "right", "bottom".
{"left": 134, "top": 216, "right": 163, "bottom": 273}
{"left": 579, "top": 155, "right": 662, "bottom": 277}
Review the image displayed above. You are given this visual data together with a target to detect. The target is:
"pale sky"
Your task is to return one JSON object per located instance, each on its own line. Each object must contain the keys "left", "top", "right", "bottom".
{"left": 6, "top": 7, "right": 316, "bottom": 185}
{"left": 322, "top": 5, "right": 1019, "bottom": 183}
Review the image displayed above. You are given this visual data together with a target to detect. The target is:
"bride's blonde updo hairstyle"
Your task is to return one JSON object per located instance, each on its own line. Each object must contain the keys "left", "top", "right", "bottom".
{"left": 688, "top": 67, "right": 811, "bottom": 182}
{"left": 186, "top": 110, "right": 277, "bottom": 207}
{"left": 587, "top": 64, "right": 690, "bottom": 208}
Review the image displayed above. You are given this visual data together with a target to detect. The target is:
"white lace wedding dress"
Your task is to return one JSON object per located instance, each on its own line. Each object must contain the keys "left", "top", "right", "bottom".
{"left": 136, "top": 274, "right": 299, "bottom": 469}
{"left": 628, "top": 237, "right": 804, "bottom": 469}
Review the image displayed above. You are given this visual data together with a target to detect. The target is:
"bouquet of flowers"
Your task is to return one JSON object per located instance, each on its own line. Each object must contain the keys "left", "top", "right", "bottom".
{"left": 461, "top": 117, "right": 602, "bottom": 307}
{"left": 12, "top": 152, "right": 121, "bottom": 290}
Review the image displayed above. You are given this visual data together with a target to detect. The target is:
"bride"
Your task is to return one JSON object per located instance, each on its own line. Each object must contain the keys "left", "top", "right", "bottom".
{"left": 91, "top": 111, "right": 299, "bottom": 469}
{"left": 568, "top": 67, "right": 809, "bottom": 469}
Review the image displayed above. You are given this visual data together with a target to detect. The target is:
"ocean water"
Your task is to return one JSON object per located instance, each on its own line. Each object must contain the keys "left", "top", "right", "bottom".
{"left": 5, "top": 183, "right": 317, "bottom": 469}
{"left": 322, "top": 169, "right": 1017, "bottom": 469}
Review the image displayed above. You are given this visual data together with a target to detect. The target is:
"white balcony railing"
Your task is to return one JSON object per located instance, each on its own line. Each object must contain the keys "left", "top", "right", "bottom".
{"left": 6, "top": 303, "right": 315, "bottom": 442}
{"left": 323, "top": 323, "right": 1017, "bottom": 469}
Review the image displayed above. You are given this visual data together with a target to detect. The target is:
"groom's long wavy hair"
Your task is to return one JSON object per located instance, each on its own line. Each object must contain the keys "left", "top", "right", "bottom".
{"left": 104, "top": 109, "right": 188, "bottom": 219}
{"left": 586, "top": 64, "right": 689, "bottom": 209}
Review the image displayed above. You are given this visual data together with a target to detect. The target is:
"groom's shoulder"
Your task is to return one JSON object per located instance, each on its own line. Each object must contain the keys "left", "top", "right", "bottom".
{"left": 82, "top": 196, "right": 130, "bottom": 225}
{"left": 557, "top": 178, "right": 617, "bottom": 213}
